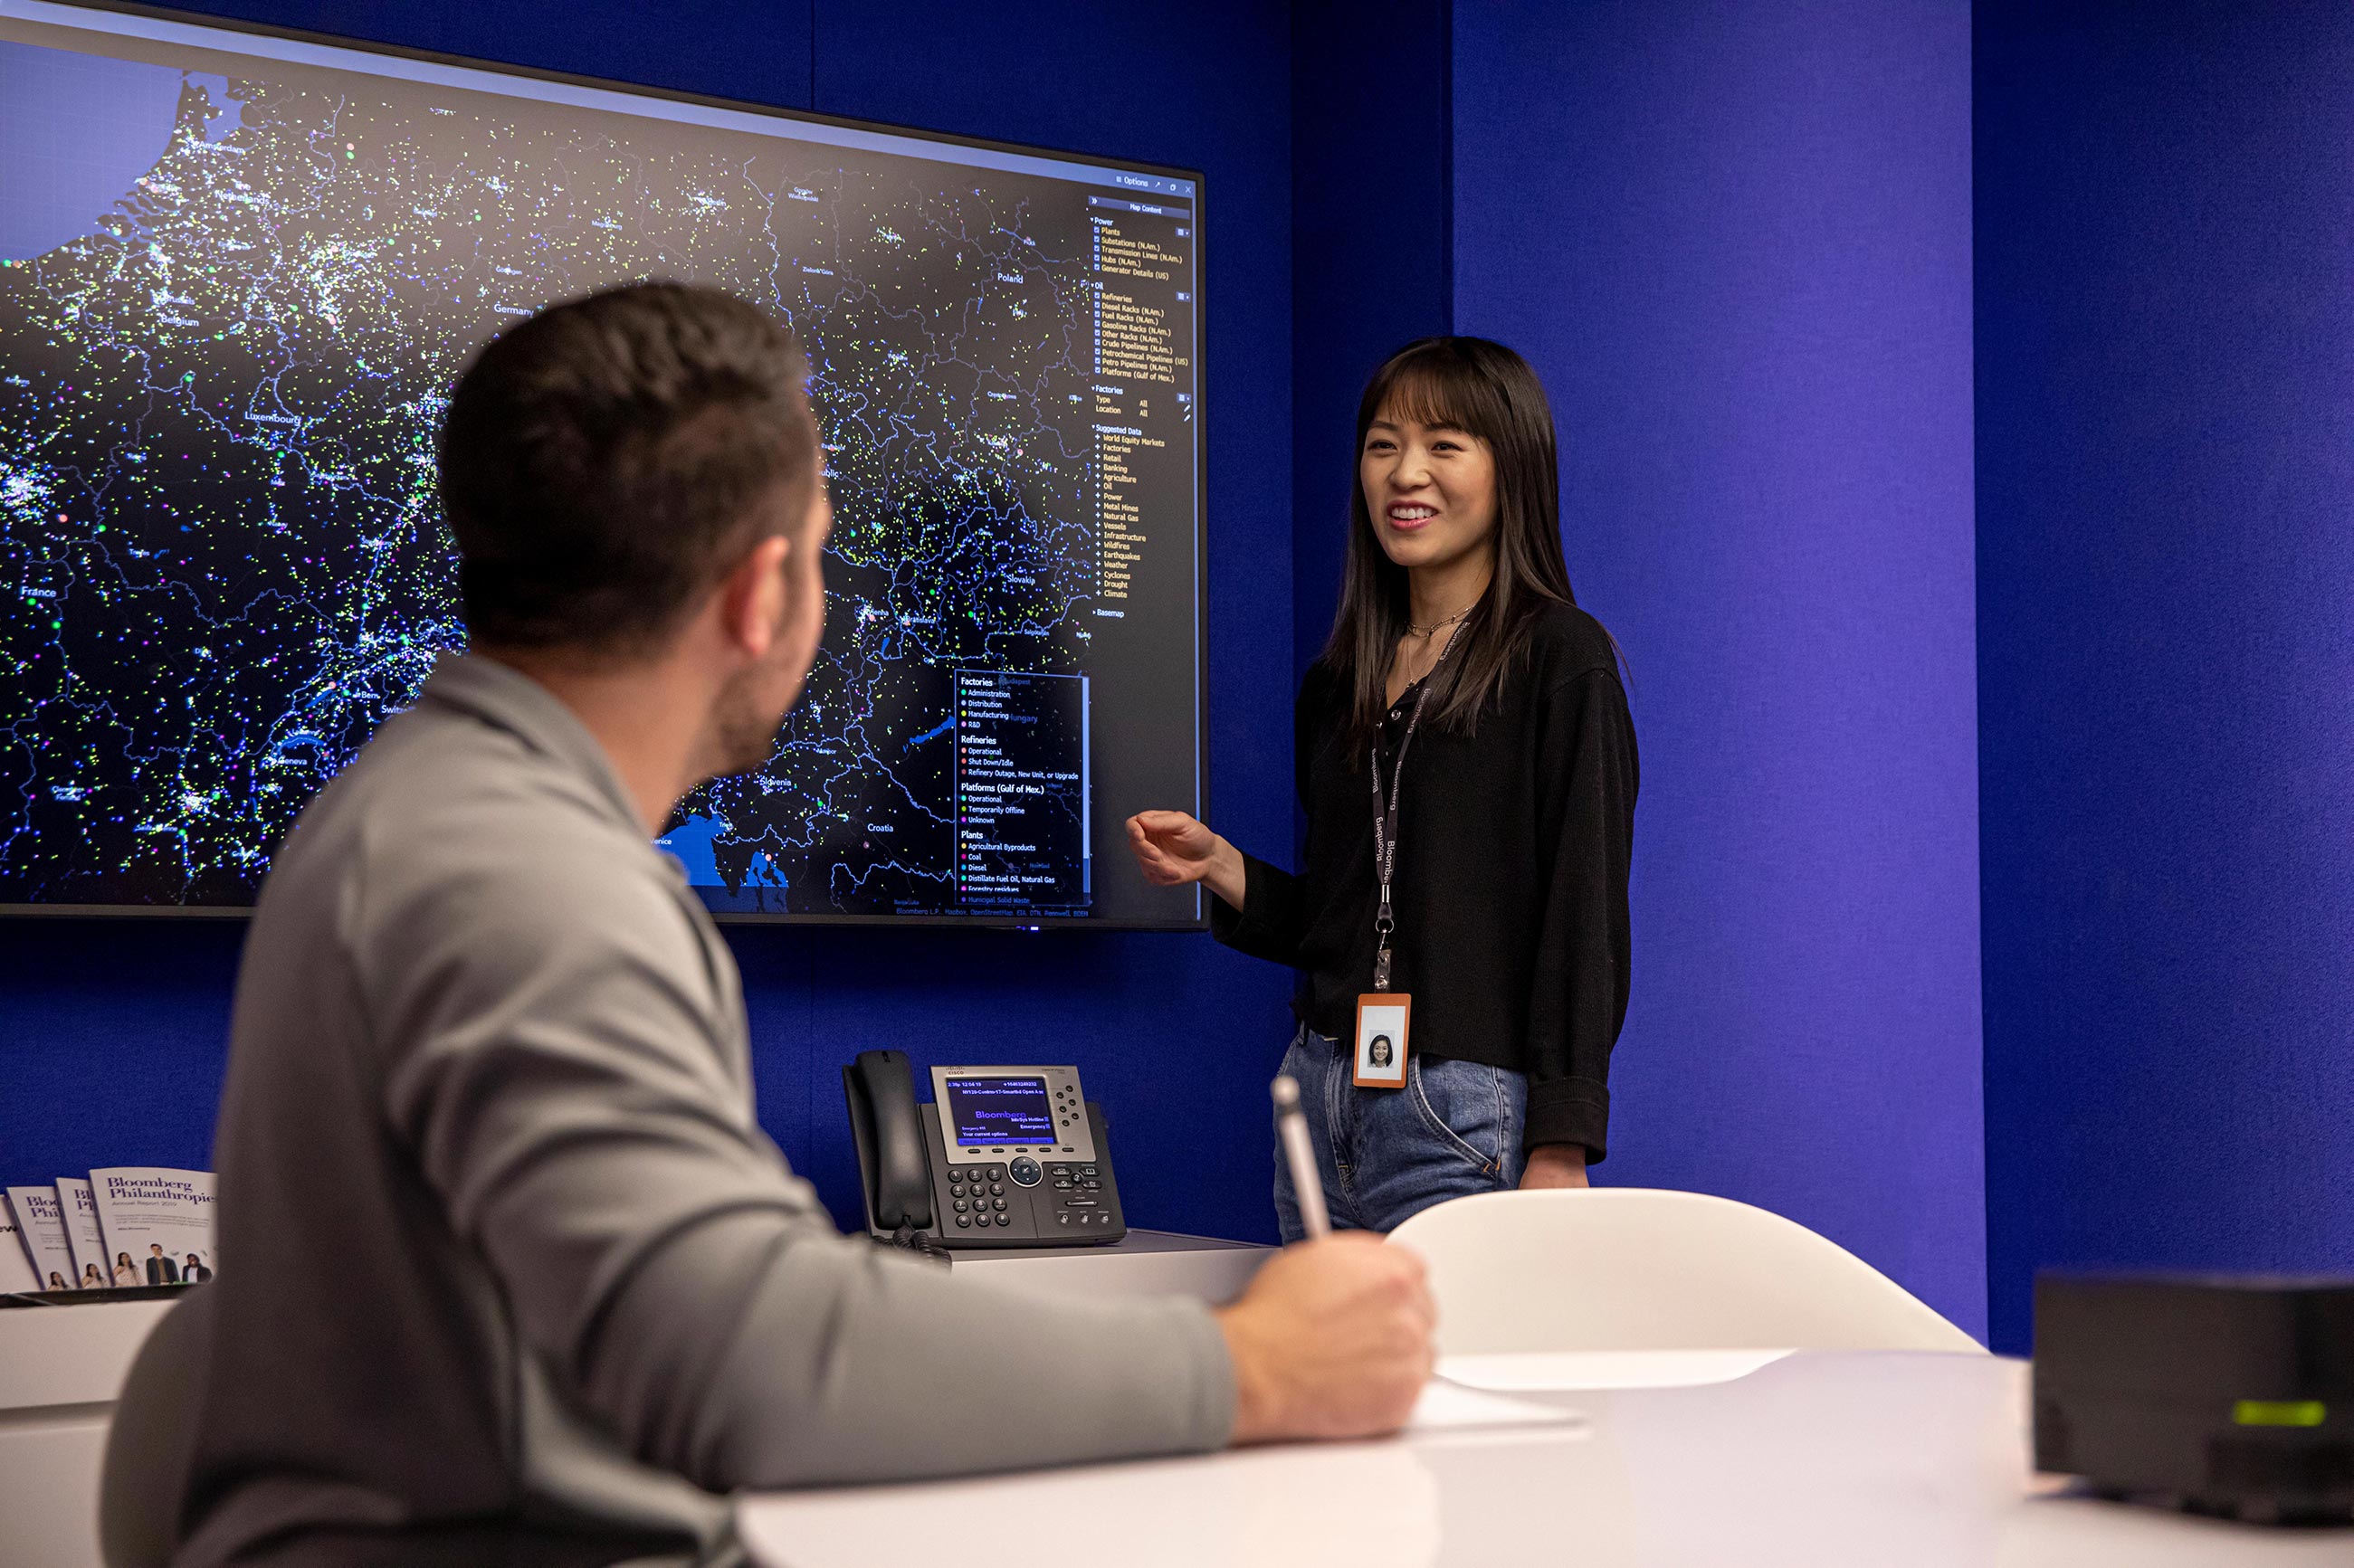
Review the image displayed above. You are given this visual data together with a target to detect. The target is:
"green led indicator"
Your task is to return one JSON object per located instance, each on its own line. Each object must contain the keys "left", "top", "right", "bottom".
{"left": 2233, "top": 1400, "right": 2326, "bottom": 1428}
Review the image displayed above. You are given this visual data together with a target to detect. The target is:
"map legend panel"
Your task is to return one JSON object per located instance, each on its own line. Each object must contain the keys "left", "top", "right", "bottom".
{"left": 953, "top": 671, "right": 1089, "bottom": 917}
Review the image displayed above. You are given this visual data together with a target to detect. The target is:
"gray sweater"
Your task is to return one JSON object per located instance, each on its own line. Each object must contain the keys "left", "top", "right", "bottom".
{"left": 177, "top": 654, "right": 1234, "bottom": 1567}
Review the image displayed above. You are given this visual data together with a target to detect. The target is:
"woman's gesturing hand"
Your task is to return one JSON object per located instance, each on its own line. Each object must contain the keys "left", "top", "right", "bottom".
{"left": 1125, "top": 810, "right": 1247, "bottom": 909}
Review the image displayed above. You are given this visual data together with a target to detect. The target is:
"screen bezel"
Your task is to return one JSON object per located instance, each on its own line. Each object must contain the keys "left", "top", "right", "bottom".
{"left": 0, "top": 0, "right": 1211, "bottom": 931}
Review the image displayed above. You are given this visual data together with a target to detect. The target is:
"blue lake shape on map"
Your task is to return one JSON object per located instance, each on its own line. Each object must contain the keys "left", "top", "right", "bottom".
{"left": 903, "top": 716, "right": 955, "bottom": 750}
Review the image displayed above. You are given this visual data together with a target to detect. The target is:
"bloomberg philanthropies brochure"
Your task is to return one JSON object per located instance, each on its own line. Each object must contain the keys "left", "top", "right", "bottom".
{"left": 0, "top": 1195, "right": 42, "bottom": 1292}
{"left": 90, "top": 1167, "right": 218, "bottom": 1286}
{"left": 5, "top": 1184, "right": 78, "bottom": 1292}
{"left": 57, "top": 1176, "right": 114, "bottom": 1290}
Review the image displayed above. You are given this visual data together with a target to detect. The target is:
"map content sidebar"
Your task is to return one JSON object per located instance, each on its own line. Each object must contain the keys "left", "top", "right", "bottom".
{"left": 951, "top": 671, "right": 1088, "bottom": 918}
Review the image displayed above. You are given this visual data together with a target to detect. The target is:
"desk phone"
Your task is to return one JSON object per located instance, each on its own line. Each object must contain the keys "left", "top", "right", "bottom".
{"left": 843, "top": 1050, "right": 1127, "bottom": 1250}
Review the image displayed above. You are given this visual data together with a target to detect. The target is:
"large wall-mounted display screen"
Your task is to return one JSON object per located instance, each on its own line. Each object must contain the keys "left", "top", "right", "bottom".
{"left": 0, "top": 0, "right": 1205, "bottom": 927}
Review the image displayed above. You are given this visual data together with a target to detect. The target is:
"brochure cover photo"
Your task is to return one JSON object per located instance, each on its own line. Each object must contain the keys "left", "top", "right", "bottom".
{"left": 90, "top": 1167, "right": 217, "bottom": 1286}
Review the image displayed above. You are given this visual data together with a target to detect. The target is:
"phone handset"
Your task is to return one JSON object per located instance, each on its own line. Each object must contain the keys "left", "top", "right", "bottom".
{"left": 844, "top": 1050, "right": 936, "bottom": 1245}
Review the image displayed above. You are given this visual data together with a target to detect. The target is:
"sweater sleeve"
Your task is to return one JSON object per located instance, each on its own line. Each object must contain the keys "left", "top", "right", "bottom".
{"left": 374, "top": 851, "right": 1234, "bottom": 1490}
{"left": 1521, "top": 668, "right": 1638, "bottom": 1160}
{"left": 1209, "top": 851, "right": 1310, "bottom": 966}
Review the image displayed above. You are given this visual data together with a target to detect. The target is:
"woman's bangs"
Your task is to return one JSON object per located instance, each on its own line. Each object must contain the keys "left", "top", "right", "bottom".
{"left": 1368, "top": 357, "right": 1485, "bottom": 437}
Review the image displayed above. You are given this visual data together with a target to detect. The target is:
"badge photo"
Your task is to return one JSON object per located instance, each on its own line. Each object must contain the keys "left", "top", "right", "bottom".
{"left": 1353, "top": 993, "right": 1411, "bottom": 1088}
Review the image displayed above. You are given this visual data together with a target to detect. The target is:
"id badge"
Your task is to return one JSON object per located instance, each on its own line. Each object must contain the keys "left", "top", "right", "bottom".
{"left": 1353, "top": 993, "right": 1412, "bottom": 1089}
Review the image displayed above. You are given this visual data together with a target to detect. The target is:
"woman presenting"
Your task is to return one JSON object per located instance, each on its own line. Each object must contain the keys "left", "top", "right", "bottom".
{"left": 1128, "top": 337, "right": 1636, "bottom": 1237}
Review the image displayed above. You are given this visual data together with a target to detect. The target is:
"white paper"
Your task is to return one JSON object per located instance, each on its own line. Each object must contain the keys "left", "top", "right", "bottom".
{"left": 1406, "top": 1377, "right": 1582, "bottom": 1431}
{"left": 91, "top": 1166, "right": 217, "bottom": 1285}
{"left": 56, "top": 1176, "right": 114, "bottom": 1289}
{"left": 1437, "top": 1348, "right": 1793, "bottom": 1392}
{"left": 5, "top": 1183, "right": 79, "bottom": 1291}
{"left": 0, "top": 1196, "right": 43, "bottom": 1292}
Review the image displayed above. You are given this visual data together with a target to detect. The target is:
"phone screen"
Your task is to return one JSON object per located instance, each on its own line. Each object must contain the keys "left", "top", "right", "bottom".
{"left": 943, "top": 1076, "right": 1056, "bottom": 1145}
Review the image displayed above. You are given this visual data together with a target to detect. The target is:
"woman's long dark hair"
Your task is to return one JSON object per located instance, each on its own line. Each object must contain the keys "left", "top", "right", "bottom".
{"left": 1319, "top": 337, "right": 1577, "bottom": 743}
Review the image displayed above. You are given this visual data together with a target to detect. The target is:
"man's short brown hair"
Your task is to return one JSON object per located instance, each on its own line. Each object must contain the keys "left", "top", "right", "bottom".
{"left": 439, "top": 281, "right": 815, "bottom": 655}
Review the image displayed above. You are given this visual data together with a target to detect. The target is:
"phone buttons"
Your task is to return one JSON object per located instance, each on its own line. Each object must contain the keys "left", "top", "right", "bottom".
{"left": 1007, "top": 1157, "right": 1042, "bottom": 1186}
{"left": 955, "top": 1215, "right": 971, "bottom": 1229}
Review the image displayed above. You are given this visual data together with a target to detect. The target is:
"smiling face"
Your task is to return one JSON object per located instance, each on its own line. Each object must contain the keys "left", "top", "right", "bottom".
{"left": 1358, "top": 406, "right": 1501, "bottom": 582}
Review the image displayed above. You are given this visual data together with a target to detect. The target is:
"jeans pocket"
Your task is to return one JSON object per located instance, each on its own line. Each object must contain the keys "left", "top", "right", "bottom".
{"left": 1278, "top": 1026, "right": 1329, "bottom": 1097}
{"left": 1406, "top": 1057, "right": 1506, "bottom": 1174}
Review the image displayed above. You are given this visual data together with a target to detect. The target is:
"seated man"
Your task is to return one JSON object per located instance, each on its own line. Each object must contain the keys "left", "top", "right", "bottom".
{"left": 167, "top": 282, "right": 1432, "bottom": 1567}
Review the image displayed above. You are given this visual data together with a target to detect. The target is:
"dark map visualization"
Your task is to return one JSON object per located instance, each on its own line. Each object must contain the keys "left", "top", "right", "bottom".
{"left": 0, "top": 28, "right": 1196, "bottom": 918}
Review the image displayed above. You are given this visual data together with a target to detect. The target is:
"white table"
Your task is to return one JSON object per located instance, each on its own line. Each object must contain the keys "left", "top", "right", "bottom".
{"left": 736, "top": 1350, "right": 2354, "bottom": 1567}
{"left": 948, "top": 1227, "right": 1269, "bottom": 1303}
{"left": 0, "top": 1233, "right": 1268, "bottom": 1568}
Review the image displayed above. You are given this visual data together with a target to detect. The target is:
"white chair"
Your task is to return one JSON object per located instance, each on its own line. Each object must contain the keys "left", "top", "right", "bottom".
{"left": 1388, "top": 1188, "right": 1981, "bottom": 1365}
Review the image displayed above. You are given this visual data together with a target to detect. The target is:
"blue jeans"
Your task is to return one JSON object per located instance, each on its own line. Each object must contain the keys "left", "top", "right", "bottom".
{"left": 1272, "top": 1026, "right": 1529, "bottom": 1240}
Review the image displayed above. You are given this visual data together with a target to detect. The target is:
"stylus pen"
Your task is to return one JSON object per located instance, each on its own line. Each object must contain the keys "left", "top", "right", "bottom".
{"left": 1271, "top": 1075, "right": 1331, "bottom": 1239}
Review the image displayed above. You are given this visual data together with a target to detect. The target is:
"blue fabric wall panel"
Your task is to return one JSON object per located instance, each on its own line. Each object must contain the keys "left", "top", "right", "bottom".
{"left": 1453, "top": 1, "right": 1986, "bottom": 1335}
{"left": 1977, "top": 2, "right": 2354, "bottom": 1354}
{"left": 1289, "top": 0, "right": 1453, "bottom": 686}
{"left": 0, "top": 918, "right": 239, "bottom": 1180}
{"left": 1, "top": 0, "right": 1299, "bottom": 1249}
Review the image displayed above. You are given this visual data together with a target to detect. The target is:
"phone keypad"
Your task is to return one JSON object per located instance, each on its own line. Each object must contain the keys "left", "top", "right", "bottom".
{"left": 931, "top": 1139, "right": 1116, "bottom": 1240}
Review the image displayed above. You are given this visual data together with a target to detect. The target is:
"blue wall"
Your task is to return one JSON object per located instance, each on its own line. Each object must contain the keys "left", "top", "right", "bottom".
{"left": 1976, "top": 0, "right": 2354, "bottom": 1354}
{"left": 1452, "top": 1, "right": 1987, "bottom": 1336}
{"left": 0, "top": 0, "right": 1301, "bottom": 1246}
{"left": 1288, "top": 0, "right": 1454, "bottom": 687}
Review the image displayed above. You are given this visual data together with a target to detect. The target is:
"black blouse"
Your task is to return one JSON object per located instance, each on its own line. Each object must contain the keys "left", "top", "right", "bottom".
{"left": 1212, "top": 602, "right": 1637, "bottom": 1159}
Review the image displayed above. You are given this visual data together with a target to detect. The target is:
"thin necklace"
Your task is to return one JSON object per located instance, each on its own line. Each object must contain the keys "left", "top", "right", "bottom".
{"left": 1406, "top": 603, "right": 1476, "bottom": 638}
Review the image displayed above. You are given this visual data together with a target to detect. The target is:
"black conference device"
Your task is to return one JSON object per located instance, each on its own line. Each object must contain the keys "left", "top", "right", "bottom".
{"left": 2034, "top": 1273, "right": 2354, "bottom": 1523}
{"left": 842, "top": 1051, "right": 1127, "bottom": 1252}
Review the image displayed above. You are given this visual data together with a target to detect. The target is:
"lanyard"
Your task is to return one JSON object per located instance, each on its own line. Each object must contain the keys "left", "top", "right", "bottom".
{"left": 1368, "top": 621, "right": 1466, "bottom": 992}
